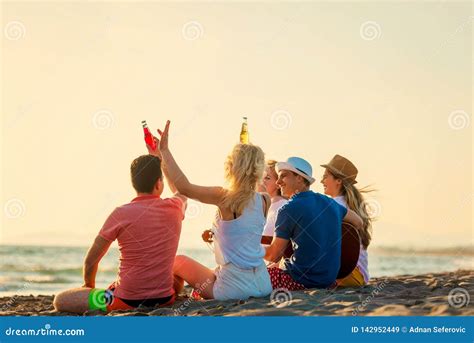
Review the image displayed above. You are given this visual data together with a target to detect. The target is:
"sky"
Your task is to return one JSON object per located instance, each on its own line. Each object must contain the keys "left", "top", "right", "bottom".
{"left": 1, "top": 1, "right": 472, "bottom": 250}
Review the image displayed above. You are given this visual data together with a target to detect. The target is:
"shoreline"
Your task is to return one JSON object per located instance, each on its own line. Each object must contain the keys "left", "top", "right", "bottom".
{"left": 2, "top": 243, "right": 473, "bottom": 254}
{"left": 0, "top": 270, "right": 472, "bottom": 316}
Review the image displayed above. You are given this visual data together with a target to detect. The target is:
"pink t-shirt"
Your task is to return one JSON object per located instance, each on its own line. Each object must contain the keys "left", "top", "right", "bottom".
{"left": 99, "top": 195, "right": 186, "bottom": 300}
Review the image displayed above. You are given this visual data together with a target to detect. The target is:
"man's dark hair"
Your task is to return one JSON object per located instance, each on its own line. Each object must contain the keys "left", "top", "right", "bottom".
{"left": 130, "top": 155, "right": 162, "bottom": 193}
{"left": 291, "top": 171, "right": 311, "bottom": 187}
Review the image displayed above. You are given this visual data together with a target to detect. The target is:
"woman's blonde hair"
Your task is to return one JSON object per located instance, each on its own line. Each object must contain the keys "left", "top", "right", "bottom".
{"left": 330, "top": 171, "right": 374, "bottom": 249}
{"left": 221, "top": 144, "right": 265, "bottom": 215}
{"left": 266, "top": 159, "right": 282, "bottom": 196}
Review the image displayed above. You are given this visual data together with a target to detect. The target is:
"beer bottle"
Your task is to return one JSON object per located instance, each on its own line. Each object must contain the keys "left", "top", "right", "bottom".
{"left": 240, "top": 117, "right": 249, "bottom": 144}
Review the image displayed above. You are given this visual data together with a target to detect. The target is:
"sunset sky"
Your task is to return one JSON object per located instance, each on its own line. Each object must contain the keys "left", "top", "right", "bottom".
{"left": 1, "top": 1, "right": 472, "bottom": 249}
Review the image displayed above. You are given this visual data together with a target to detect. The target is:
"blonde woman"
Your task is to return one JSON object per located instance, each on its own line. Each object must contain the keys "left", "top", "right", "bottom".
{"left": 259, "top": 160, "right": 288, "bottom": 244}
{"left": 157, "top": 121, "right": 272, "bottom": 300}
{"left": 320, "top": 154, "right": 373, "bottom": 286}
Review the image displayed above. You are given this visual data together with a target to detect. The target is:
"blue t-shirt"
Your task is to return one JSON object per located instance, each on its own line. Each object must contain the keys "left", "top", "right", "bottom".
{"left": 274, "top": 191, "right": 347, "bottom": 288}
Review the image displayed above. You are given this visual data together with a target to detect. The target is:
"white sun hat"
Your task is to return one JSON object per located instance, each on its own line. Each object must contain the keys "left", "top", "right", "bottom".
{"left": 276, "top": 157, "right": 316, "bottom": 185}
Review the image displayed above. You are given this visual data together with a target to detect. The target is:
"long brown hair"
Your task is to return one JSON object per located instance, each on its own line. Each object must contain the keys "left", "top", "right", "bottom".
{"left": 331, "top": 171, "right": 375, "bottom": 249}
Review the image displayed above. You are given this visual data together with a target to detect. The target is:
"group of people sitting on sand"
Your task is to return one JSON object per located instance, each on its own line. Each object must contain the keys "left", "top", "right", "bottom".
{"left": 53, "top": 120, "right": 373, "bottom": 314}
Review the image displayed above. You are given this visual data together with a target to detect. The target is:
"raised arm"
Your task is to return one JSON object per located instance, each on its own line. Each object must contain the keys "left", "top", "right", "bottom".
{"left": 162, "top": 163, "right": 178, "bottom": 194}
{"left": 146, "top": 135, "right": 179, "bottom": 194}
{"left": 158, "top": 120, "right": 225, "bottom": 205}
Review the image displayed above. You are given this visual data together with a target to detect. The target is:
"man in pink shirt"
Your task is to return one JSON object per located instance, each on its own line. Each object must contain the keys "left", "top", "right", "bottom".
{"left": 54, "top": 140, "right": 186, "bottom": 314}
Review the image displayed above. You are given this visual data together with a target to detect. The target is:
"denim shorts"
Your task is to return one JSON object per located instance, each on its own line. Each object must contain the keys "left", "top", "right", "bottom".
{"left": 213, "top": 262, "right": 272, "bottom": 300}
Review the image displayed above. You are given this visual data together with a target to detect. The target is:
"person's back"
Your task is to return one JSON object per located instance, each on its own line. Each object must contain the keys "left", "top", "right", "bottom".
{"left": 276, "top": 190, "right": 346, "bottom": 288}
{"left": 213, "top": 192, "right": 266, "bottom": 269}
{"left": 53, "top": 151, "right": 187, "bottom": 314}
{"left": 100, "top": 194, "right": 185, "bottom": 299}
{"left": 209, "top": 192, "right": 272, "bottom": 300}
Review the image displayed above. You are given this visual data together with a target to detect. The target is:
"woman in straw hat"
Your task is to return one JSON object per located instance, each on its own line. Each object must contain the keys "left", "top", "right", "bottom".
{"left": 320, "top": 155, "right": 374, "bottom": 286}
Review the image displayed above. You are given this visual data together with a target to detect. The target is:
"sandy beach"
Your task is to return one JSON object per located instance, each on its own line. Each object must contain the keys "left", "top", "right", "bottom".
{"left": 1, "top": 270, "right": 472, "bottom": 317}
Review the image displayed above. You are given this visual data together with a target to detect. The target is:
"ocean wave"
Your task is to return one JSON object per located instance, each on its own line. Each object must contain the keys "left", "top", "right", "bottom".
{"left": 0, "top": 275, "right": 75, "bottom": 288}
{"left": 0, "top": 264, "right": 117, "bottom": 275}
{"left": 371, "top": 245, "right": 474, "bottom": 256}
{"left": 0, "top": 245, "right": 87, "bottom": 256}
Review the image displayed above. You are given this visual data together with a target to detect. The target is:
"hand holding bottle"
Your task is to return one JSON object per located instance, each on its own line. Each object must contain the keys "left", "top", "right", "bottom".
{"left": 145, "top": 135, "right": 162, "bottom": 159}
{"left": 202, "top": 229, "right": 214, "bottom": 243}
{"left": 240, "top": 117, "right": 249, "bottom": 144}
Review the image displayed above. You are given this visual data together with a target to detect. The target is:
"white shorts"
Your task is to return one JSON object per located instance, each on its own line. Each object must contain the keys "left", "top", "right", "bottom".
{"left": 213, "top": 262, "right": 272, "bottom": 301}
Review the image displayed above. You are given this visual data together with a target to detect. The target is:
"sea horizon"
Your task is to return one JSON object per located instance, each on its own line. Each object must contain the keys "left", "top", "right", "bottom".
{"left": 1, "top": 242, "right": 473, "bottom": 255}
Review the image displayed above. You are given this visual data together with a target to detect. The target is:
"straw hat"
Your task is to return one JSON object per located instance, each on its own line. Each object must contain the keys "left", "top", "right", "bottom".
{"left": 321, "top": 155, "right": 358, "bottom": 184}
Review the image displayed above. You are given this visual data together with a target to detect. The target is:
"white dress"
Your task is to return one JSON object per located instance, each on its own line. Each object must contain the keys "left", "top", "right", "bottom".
{"left": 262, "top": 198, "right": 288, "bottom": 238}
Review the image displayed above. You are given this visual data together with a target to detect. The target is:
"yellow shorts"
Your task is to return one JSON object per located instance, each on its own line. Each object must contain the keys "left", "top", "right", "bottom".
{"left": 336, "top": 266, "right": 366, "bottom": 287}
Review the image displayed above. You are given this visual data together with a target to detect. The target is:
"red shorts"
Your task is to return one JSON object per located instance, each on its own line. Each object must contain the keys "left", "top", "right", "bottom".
{"left": 106, "top": 293, "right": 175, "bottom": 312}
{"left": 267, "top": 267, "right": 306, "bottom": 291}
{"left": 104, "top": 283, "right": 175, "bottom": 312}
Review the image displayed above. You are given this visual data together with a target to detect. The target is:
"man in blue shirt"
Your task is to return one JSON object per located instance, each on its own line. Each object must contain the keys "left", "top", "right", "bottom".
{"left": 265, "top": 157, "right": 363, "bottom": 290}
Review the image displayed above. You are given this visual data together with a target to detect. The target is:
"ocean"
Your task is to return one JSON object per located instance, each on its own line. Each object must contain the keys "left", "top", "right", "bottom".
{"left": 0, "top": 245, "right": 472, "bottom": 296}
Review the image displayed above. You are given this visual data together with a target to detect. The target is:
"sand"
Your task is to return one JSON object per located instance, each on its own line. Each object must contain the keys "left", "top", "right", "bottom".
{"left": 1, "top": 270, "right": 472, "bottom": 316}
